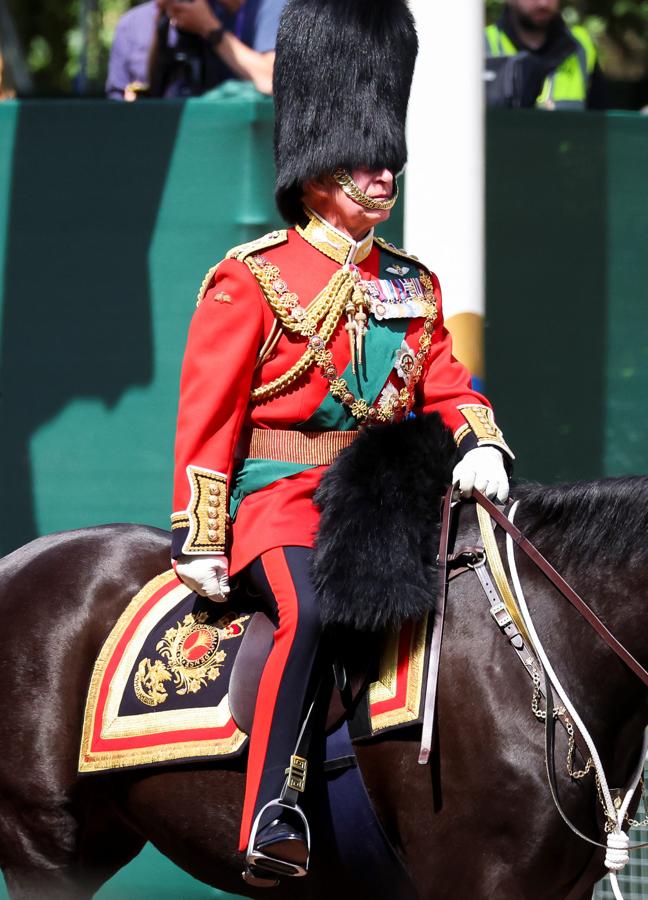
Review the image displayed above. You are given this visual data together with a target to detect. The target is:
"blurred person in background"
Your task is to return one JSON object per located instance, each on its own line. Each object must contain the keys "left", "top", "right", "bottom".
{"left": 0, "top": 52, "right": 16, "bottom": 100}
{"left": 485, "top": 0, "right": 607, "bottom": 109}
{"left": 106, "top": 0, "right": 284, "bottom": 100}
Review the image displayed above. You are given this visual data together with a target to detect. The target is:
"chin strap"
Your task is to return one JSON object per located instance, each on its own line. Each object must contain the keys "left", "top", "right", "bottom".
{"left": 332, "top": 168, "right": 399, "bottom": 211}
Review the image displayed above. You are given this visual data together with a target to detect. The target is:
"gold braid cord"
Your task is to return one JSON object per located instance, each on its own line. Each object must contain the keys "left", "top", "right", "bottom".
{"left": 246, "top": 254, "right": 438, "bottom": 423}
{"left": 246, "top": 257, "right": 356, "bottom": 403}
{"left": 332, "top": 169, "right": 399, "bottom": 211}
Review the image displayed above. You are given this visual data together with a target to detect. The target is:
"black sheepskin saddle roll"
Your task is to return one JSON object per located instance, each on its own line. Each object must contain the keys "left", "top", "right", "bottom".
{"left": 312, "top": 413, "right": 458, "bottom": 632}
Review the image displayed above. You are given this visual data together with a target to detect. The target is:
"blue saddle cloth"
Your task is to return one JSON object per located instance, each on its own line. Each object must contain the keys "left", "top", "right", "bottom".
{"left": 323, "top": 722, "right": 418, "bottom": 900}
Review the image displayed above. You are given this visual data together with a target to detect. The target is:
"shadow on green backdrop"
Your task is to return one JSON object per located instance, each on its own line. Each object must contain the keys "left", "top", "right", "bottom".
{"left": 0, "top": 89, "right": 403, "bottom": 899}
{"left": 486, "top": 109, "right": 648, "bottom": 483}
{"left": 0, "top": 91, "right": 403, "bottom": 556}
{"left": 0, "top": 100, "right": 182, "bottom": 552}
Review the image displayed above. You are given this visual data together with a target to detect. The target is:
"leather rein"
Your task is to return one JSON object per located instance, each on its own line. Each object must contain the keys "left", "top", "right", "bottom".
{"left": 418, "top": 486, "right": 648, "bottom": 892}
{"left": 419, "top": 486, "right": 648, "bottom": 768}
{"left": 470, "top": 488, "right": 648, "bottom": 691}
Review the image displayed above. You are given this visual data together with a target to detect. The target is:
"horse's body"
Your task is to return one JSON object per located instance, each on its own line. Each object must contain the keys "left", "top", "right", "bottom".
{"left": 1, "top": 478, "right": 647, "bottom": 899}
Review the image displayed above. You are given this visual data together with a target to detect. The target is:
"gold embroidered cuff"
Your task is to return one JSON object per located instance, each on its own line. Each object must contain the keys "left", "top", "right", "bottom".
{"left": 170, "top": 512, "right": 189, "bottom": 531}
{"left": 182, "top": 466, "right": 228, "bottom": 554}
{"left": 456, "top": 404, "right": 514, "bottom": 459}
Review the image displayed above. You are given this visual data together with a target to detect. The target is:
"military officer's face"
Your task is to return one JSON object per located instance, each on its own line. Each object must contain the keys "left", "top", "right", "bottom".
{"left": 304, "top": 168, "right": 395, "bottom": 239}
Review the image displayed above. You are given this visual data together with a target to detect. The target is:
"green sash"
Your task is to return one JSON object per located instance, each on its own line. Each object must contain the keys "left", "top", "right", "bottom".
{"left": 229, "top": 315, "right": 409, "bottom": 519}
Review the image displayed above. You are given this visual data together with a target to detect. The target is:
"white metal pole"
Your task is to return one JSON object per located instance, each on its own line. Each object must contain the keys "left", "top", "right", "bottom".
{"left": 405, "top": 1, "right": 485, "bottom": 383}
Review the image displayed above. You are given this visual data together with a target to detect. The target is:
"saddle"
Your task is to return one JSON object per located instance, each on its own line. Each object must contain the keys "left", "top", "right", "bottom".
{"left": 79, "top": 573, "right": 430, "bottom": 773}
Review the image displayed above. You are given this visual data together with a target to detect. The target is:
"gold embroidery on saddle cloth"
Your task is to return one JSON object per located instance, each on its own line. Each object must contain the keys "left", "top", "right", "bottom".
{"left": 369, "top": 615, "right": 428, "bottom": 733}
{"left": 79, "top": 571, "right": 249, "bottom": 773}
{"left": 134, "top": 611, "right": 250, "bottom": 707}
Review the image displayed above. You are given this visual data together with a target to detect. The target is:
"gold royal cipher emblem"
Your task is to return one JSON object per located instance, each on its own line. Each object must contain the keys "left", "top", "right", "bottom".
{"left": 134, "top": 611, "right": 249, "bottom": 707}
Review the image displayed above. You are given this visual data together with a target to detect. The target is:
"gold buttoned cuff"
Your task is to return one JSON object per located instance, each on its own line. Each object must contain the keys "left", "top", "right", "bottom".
{"left": 181, "top": 466, "right": 228, "bottom": 554}
{"left": 455, "top": 404, "right": 514, "bottom": 459}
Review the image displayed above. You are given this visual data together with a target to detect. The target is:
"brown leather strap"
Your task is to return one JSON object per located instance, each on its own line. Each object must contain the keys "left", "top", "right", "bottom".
{"left": 418, "top": 486, "right": 453, "bottom": 765}
{"left": 473, "top": 491, "right": 648, "bottom": 691}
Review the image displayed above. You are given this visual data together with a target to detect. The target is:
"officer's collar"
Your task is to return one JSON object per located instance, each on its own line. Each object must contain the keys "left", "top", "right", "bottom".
{"left": 296, "top": 207, "right": 374, "bottom": 266}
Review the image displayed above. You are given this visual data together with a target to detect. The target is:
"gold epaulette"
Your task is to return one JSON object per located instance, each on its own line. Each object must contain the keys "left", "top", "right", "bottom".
{"left": 194, "top": 230, "right": 289, "bottom": 307}
{"left": 374, "top": 236, "right": 430, "bottom": 274}
{"left": 225, "top": 229, "right": 288, "bottom": 262}
{"left": 195, "top": 264, "right": 221, "bottom": 307}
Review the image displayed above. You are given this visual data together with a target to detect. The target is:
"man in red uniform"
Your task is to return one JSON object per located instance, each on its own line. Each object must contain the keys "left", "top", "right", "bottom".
{"left": 171, "top": 0, "right": 513, "bottom": 884}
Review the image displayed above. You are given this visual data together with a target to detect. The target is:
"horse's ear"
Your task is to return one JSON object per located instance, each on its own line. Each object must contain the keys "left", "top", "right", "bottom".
{"left": 313, "top": 413, "right": 456, "bottom": 631}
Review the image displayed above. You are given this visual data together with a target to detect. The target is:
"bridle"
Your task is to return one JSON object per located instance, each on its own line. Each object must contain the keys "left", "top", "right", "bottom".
{"left": 425, "top": 487, "right": 648, "bottom": 899}
{"left": 472, "top": 489, "right": 648, "bottom": 690}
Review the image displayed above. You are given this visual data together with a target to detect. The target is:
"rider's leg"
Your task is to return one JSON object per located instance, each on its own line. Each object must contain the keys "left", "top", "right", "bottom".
{"left": 238, "top": 546, "right": 321, "bottom": 856}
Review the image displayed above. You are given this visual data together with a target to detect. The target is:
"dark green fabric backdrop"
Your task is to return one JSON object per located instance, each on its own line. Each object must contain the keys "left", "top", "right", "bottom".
{"left": 0, "top": 93, "right": 403, "bottom": 557}
{"left": 485, "top": 109, "right": 648, "bottom": 483}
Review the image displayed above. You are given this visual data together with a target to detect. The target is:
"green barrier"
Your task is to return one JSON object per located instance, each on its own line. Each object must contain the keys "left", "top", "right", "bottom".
{"left": 0, "top": 92, "right": 402, "bottom": 896}
{"left": 0, "top": 92, "right": 402, "bottom": 556}
{"left": 485, "top": 109, "right": 648, "bottom": 483}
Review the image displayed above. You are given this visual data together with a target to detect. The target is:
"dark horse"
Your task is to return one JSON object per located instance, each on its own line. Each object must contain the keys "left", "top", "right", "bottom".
{"left": 1, "top": 478, "right": 648, "bottom": 899}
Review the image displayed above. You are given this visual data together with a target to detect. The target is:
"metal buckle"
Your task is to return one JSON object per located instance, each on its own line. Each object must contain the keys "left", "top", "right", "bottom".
{"left": 466, "top": 550, "right": 486, "bottom": 569}
{"left": 490, "top": 601, "right": 512, "bottom": 629}
{"left": 285, "top": 755, "right": 307, "bottom": 793}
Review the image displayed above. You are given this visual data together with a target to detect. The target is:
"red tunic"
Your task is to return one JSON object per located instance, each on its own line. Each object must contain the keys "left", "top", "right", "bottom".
{"left": 171, "top": 215, "right": 509, "bottom": 574}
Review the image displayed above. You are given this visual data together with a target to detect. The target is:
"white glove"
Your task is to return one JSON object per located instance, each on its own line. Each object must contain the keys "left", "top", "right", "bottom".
{"left": 452, "top": 446, "right": 509, "bottom": 504}
{"left": 175, "top": 554, "right": 230, "bottom": 602}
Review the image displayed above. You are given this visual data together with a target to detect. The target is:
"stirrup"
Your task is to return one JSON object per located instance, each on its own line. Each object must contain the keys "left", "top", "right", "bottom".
{"left": 241, "top": 864, "right": 280, "bottom": 888}
{"left": 245, "top": 800, "right": 311, "bottom": 879}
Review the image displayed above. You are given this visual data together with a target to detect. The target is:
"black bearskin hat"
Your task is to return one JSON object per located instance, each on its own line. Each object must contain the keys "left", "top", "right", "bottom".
{"left": 273, "top": 0, "right": 418, "bottom": 224}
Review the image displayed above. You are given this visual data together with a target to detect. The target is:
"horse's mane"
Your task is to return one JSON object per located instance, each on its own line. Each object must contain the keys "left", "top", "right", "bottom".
{"left": 314, "top": 413, "right": 648, "bottom": 626}
{"left": 513, "top": 476, "right": 648, "bottom": 571}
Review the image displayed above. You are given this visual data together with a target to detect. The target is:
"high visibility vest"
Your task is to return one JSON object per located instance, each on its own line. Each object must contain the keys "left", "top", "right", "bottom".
{"left": 484, "top": 23, "right": 597, "bottom": 110}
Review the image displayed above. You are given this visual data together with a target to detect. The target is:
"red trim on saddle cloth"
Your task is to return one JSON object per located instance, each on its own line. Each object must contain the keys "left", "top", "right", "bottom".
{"left": 238, "top": 547, "right": 300, "bottom": 850}
{"left": 367, "top": 616, "right": 429, "bottom": 735}
{"left": 79, "top": 570, "right": 247, "bottom": 773}
{"left": 79, "top": 567, "right": 428, "bottom": 778}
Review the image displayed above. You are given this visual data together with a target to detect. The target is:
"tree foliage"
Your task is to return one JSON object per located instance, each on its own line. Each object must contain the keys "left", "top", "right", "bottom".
{"left": 486, "top": 1, "right": 648, "bottom": 80}
{"left": 7, "top": 0, "right": 134, "bottom": 95}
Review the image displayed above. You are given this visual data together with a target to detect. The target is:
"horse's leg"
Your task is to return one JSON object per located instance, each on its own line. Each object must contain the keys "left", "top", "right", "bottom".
{"left": 119, "top": 768, "right": 252, "bottom": 897}
{"left": 3, "top": 866, "right": 93, "bottom": 900}
{"left": 120, "top": 767, "right": 329, "bottom": 899}
{"left": 0, "top": 782, "right": 145, "bottom": 900}
{"left": 0, "top": 527, "right": 169, "bottom": 900}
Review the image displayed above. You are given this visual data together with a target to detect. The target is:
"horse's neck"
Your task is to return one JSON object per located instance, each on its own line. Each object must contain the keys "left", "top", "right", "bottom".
{"left": 519, "top": 550, "right": 648, "bottom": 778}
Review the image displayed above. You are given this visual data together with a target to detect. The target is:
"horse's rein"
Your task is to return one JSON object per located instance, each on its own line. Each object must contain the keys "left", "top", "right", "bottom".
{"left": 471, "top": 489, "right": 648, "bottom": 896}
{"left": 472, "top": 490, "right": 648, "bottom": 690}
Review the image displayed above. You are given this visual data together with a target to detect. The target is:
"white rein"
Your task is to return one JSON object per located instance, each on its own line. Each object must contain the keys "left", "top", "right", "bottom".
{"left": 506, "top": 500, "right": 648, "bottom": 900}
